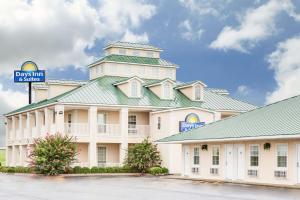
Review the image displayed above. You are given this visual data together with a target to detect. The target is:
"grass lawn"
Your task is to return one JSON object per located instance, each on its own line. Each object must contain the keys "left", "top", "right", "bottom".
{"left": 0, "top": 149, "right": 5, "bottom": 166}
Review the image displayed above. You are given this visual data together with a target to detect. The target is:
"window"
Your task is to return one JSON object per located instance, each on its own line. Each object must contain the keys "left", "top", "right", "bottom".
{"left": 131, "top": 80, "right": 139, "bottom": 97}
{"left": 97, "top": 113, "right": 107, "bottom": 133}
{"left": 146, "top": 51, "right": 154, "bottom": 57}
{"left": 250, "top": 145, "right": 259, "bottom": 167}
{"left": 97, "top": 146, "right": 106, "bottom": 165}
{"left": 163, "top": 82, "right": 172, "bottom": 99}
{"left": 277, "top": 144, "right": 288, "bottom": 168}
{"left": 195, "top": 84, "right": 202, "bottom": 101}
{"left": 212, "top": 146, "right": 220, "bottom": 165}
{"left": 119, "top": 49, "right": 126, "bottom": 55}
{"left": 157, "top": 117, "right": 161, "bottom": 130}
{"left": 128, "top": 115, "right": 137, "bottom": 134}
{"left": 193, "top": 147, "right": 200, "bottom": 165}
{"left": 165, "top": 69, "right": 173, "bottom": 79}
{"left": 132, "top": 50, "right": 140, "bottom": 56}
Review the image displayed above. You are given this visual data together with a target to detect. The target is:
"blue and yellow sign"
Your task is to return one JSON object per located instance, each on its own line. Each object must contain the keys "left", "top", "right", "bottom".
{"left": 14, "top": 61, "right": 45, "bottom": 82}
{"left": 179, "top": 113, "right": 205, "bottom": 132}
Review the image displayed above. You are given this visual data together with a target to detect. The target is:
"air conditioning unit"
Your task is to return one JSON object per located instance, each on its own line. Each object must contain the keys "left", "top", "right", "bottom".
{"left": 274, "top": 170, "right": 287, "bottom": 178}
{"left": 191, "top": 167, "right": 199, "bottom": 173}
{"left": 247, "top": 169, "right": 258, "bottom": 177}
{"left": 210, "top": 168, "right": 218, "bottom": 175}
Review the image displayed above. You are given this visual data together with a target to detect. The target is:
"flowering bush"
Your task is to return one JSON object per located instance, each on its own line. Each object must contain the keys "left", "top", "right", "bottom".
{"left": 29, "top": 133, "right": 77, "bottom": 175}
{"left": 125, "top": 139, "right": 161, "bottom": 173}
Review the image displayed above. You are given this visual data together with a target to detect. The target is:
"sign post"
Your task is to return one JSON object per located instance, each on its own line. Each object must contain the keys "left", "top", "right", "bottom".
{"left": 14, "top": 61, "right": 46, "bottom": 104}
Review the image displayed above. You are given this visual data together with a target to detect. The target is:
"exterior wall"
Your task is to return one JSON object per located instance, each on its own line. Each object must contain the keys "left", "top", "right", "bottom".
{"left": 76, "top": 143, "right": 89, "bottom": 166}
{"left": 105, "top": 47, "right": 160, "bottom": 58}
{"left": 90, "top": 62, "right": 176, "bottom": 80}
{"left": 48, "top": 85, "right": 79, "bottom": 99}
{"left": 151, "top": 108, "right": 218, "bottom": 173}
{"left": 34, "top": 89, "right": 48, "bottom": 102}
{"left": 183, "top": 139, "right": 300, "bottom": 186}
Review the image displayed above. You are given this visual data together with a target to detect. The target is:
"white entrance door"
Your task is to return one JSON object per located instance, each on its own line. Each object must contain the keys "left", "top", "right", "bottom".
{"left": 296, "top": 144, "right": 300, "bottom": 183}
{"left": 225, "top": 144, "right": 245, "bottom": 180}
{"left": 225, "top": 144, "right": 234, "bottom": 179}
{"left": 182, "top": 145, "right": 190, "bottom": 176}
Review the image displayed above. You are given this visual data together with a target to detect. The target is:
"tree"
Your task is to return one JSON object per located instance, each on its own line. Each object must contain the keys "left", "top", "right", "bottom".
{"left": 29, "top": 133, "right": 77, "bottom": 175}
{"left": 125, "top": 139, "right": 161, "bottom": 173}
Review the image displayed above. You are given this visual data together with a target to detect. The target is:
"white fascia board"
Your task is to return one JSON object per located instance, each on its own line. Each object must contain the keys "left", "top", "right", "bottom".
{"left": 150, "top": 106, "right": 216, "bottom": 114}
{"left": 88, "top": 60, "right": 178, "bottom": 68}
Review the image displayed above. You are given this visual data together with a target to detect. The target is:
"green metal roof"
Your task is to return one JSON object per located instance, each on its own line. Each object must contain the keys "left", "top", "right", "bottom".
{"left": 104, "top": 41, "right": 162, "bottom": 51}
{"left": 157, "top": 95, "right": 300, "bottom": 143}
{"left": 88, "top": 54, "right": 176, "bottom": 68}
{"left": 6, "top": 76, "right": 257, "bottom": 116}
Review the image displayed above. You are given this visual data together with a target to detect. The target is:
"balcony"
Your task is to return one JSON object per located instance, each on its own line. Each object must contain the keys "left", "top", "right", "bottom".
{"left": 32, "top": 127, "right": 39, "bottom": 138}
{"left": 65, "top": 123, "right": 89, "bottom": 137}
{"left": 97, "top": 124, "right": 121, "bottom": 137}
{"left": 128, "top": 125, "right": 150, "bottom": 137}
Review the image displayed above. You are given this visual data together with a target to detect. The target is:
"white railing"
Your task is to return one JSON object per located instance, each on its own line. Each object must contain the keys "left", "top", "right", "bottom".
{"left": 65, "top": 123, "right": 89, "bottom": 137}
{"left": 50, "top": 124, "right": 56, "bottom": 134}
{"left": 24, "top": 128, "right": 30, "bottom": 138}
{"left": 128, "top": 124, "right": 150, "bottom": 137}
{"left": 16, "top": 130, "right": 21, "bottom": 140}
{"left": 9, "top": 130, "right": 14, "bottom": 140}
{"left": 40, "top": 126, "right": 47, "bottom": 137}
{"left": 32, "top": 127, "right": 39, "bottom": 138}
{"left": 97, "top": 124, "right": 121, "bottom": 137}
{"left": 98, "top": 163, "right": 122, "bottom": 167}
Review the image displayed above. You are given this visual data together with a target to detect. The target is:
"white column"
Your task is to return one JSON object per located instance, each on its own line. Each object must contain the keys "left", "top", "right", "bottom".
{"left": 35, "top": 110, "right": 40, "bottom": 137}
{"left": 55, "top": 105, "right": 64, "bottom": 134}
{"left": 5, "top": 117, "right": 9, "bottom": 166}
{"left": 11, "top": 145, "right": 16, "bottom": 166}
{"left": 12, "top": 116, "right": 16, "bottom": 140}
{"left": 19, "top": 145, "right": 24, "bottom": 166}
{"left": 88, "top": 106, "right": 97, "bottom": 167}
{"left": 26, "top": 112, "right": 31, "bottom": 138}
{"left": 19, "top": 114, "right": 23, "bottom": 139}
{"left": 119, "top": 107, "right": 128, "bottom": 164}
{"left": 44, "top": 108, "right": 50, "bottom": 135}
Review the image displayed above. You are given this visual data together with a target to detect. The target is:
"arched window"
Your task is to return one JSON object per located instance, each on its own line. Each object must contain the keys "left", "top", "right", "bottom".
{"left": 131, "top": 80, "right": 138, "bottom": 97}
{"left": 163, "top": 82, "right": 171, "bottom": 99}
{"left": 195, "top": 84, "right": 202, "bottom": 100}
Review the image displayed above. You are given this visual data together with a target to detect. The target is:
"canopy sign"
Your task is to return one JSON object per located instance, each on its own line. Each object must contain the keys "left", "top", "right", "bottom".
{"left": 179, "top": 113, "right": 205, "bottom": 132}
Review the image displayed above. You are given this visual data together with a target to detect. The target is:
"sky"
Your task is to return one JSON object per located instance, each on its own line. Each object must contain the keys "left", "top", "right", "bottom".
{"left": 1, "top": 0, "right": 300, "bottom": 146}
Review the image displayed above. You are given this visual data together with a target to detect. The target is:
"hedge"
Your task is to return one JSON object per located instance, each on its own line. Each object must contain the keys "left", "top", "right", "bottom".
{"left": 147, "top": 166, "right": 169, "bottom": 175}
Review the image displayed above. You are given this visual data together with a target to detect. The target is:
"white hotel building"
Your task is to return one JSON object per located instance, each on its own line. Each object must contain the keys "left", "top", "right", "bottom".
{"left": 5, "top": 42, "right": 256, "bottom": 173}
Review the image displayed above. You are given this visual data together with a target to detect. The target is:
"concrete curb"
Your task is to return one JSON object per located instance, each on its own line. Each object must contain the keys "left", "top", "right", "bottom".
{"left": 161, "top": 175, "right": 300, "bottom": 189}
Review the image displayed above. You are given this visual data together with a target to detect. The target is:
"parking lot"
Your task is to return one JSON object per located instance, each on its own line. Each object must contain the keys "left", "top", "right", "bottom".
{"left": 0, "top": 174, "right": 300, "bottom": 200}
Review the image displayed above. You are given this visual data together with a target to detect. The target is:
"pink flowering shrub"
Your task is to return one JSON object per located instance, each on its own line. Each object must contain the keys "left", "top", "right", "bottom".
{"left": 29, "top": 133, "right": 77, "bottom": 175}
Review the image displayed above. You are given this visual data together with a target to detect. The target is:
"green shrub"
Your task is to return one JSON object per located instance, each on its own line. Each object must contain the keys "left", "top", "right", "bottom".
{"left": 29, "top": 133, "right": 77, "bottom": 176}
{"left": 148, "top": 167, "right": 169, "bottom": 175}
{"left": 0, "top": 166, "right": 33, "bottom": 173}
{"left": 71, "top": 166, "right": 135, "bottom": 174}
{"left": 161, "top": 167, "right": 169, "bottom": 174}
{"left": 125, "top": 139, "right": 161, "bottom": 173}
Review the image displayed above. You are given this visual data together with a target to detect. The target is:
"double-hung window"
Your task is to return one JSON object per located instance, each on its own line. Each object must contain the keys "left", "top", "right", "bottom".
{"left": 128, "top": 115, "right": 137, "bottom": 134}
{"left": 277, "top": 144, "right": 288, "bottom": 168}
{"left": 193, "top": 147, "right": 200, "bottom": 165}
{"left": 131, "top": 80, "right": 139, "bottom": 97}
{"left": 250, "top": 144, "right": 259, "bottom": 167}
{"left": 163, "top": 82, "right": 172, "bottom": 99}
{"left": 212, "top": 146, "right": 220, "bottom": 166}
{"left": 195, "top": 85, "right": 202, "bottom": 101}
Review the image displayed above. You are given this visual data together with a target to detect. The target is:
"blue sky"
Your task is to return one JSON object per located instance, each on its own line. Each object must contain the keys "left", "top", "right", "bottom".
{"left": 0, "top": 0, "right": 300, "bottom": 145}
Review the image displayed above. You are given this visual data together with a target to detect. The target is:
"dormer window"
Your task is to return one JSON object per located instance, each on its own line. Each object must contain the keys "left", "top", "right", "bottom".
{"left": 132, "top": 50, "right": 140, "bottom": 56}
{"left": 195, "top": 84, "right": 202, "bottom": 101}
{"left": 131, "top": 80, "right": 139, "bottom": 97}
{"left": 163, "top": 82, "right": 172, "bottom": 99}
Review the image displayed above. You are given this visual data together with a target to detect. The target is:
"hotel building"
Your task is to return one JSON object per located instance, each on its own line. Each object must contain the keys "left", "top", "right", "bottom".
{"left": 158, "top": 95, "right": 300, "bottom": 186}
{"left": 5, "top": 42, "right": 256, "bottom": 173}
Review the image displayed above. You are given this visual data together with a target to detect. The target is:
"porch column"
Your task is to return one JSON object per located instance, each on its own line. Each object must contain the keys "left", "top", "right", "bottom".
{"left": 5, "top": 117, "right": 9, "bottom": 166}
{"left": 26, "top": 112, "right": 31, "bottom": 138}
{"left": 44, "top": 108, "right": 50, "bottom": 135}
{"left": 19, "top": 114, "right": 23, "bottom": 139}
{"left": 88, "top": 106, "right": 97, "bottom": 167}
{"left": 12, "top": 116, "right": 16, "bottom": 140}
{"left": 35, "top": 110, "right": 40, "bottom": 137}
{"left": 55, "top": 105, "right": 64, "bottom": 134}
{"left": 11, "top": 145, "right": 16, "bottom": 166}
{"left": 19, "top": 145, "right": 24, "bottom": 166}
{"left": 119, "top": 107, "right": 128, "bottom": 164}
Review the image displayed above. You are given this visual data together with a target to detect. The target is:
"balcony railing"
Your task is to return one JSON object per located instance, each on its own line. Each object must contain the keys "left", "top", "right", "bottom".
{"left": 128, "top": 124, "right": 150, "bottom": 137}
{"left": 32, "top": 127, "right": 39, "bottom": 138}
{"left": 97, "top": 124, "right": 121, "bottom": 136}
{"left": 65, "top": 123, "right": 89, "bottom": 137}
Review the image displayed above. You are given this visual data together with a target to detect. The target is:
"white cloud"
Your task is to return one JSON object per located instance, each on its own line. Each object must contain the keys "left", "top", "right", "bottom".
{"left": 266, "top": 35, "right": 300, "bottom": 103}
{"left": 179, "top": 0, "right": 231, "bottom": 17}
{"left": 210, "top": 0, "right": 300, "bottom": 52}
{"left": 179, "top": 20, "right": 204, "bottom": 41}
{"left": 237, "top": 85, "right": 250, "bottom": 96}
{"left": 121, "top": 30, "right": 149, "bottom": 43}
{"left": 0, "top": 85, "right": 27, "bottom": 113}
{"left": 0, "top": 0, "right": 156, "bottom": 75}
